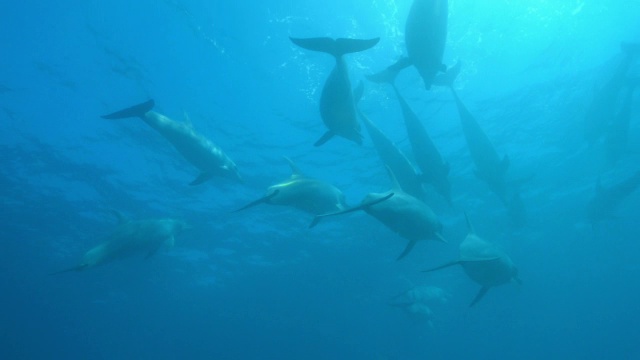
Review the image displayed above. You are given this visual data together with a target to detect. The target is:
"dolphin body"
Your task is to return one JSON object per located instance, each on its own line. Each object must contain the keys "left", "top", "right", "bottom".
{"left": 585, "top": 43, "right": 640, "bottom": 147}
{"left": 101, "top": 100, "right": 241, "bottom": 186}
{"left": 450, "top": 90, "right": 510, "bottom": 204}
{"left": 234, "top": 157, "right": 348, "bottom": 215}
{"left": 290, "top": 37, "right": 380, "bottom": 146}
{"left": 367, "top": 63, "right": 456, "bottom": 204}
{"left": 311, "top": 167, "right": 445, "bottom": 260}
{"left": 53, "top": 212, "right": 188, "bottom": 273}
{"left": 423, "top": 214, "right": 521, "bottom": 307}
{"left": 587, "top": 170, "right": 640, "bottom": 225}
{"left": 359, "top": 111, "right": 426, "bottom": 202}
{"left": 368, "top": 0, "right": 448, "bottom": 90}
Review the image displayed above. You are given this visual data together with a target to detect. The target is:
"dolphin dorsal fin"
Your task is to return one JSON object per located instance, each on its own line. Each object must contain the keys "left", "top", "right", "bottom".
{"left": 284, "top": 157, "right": 304, "bottom": 178}
{"left": 110, "top": 210, "right": 128, "bottom": 225}
{"left": 183, "top": 111, "right": 194, "bottom": 128}
{"left": 384, "top": 166, "right": 402, "bottom": 192}
{"left": 464, "top": 212, "right": 475, "bottom": 234}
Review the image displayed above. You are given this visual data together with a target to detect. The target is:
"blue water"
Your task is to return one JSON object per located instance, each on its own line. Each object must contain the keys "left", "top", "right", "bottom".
{"left": 2, "top": 1, "right": 640, "bottom": 359}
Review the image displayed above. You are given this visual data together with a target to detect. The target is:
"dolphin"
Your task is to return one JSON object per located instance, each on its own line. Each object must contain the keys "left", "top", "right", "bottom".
{"left": 368, "top": 63, "right": 456, "bottom": 204}
{"left": 290, "top": 37, "right": 380, "bottom": 146}
{"left": 233, "top": 157, "right": 348, "bottom": 215}
{"left": 368, "top": 0, "right": 448, "bottom": 90}
{"left": 604, "top": 82, "right": 638, "bottom": 166}
{"left": 311, "top": 167, "right": 445, "bottom": 260}
{"left": 101, "top": 100, "right": 241, "bottom": 185}
{"left": 359, "top": 110, "right": 426, "bottom": 202}
{"left": 53, "top": 212, "right": 188, "bottom": 273}
{"left": 450, "top": 89, "right": 510, "bottom": 204}
{"left": 585, "top": 42, "right": 640, "bottom": 147}
{"left": 587, "top": 170, "right": 640, "bottom": 225}
{"left": 423, "top": 213, "right": 521, "bottom": 307}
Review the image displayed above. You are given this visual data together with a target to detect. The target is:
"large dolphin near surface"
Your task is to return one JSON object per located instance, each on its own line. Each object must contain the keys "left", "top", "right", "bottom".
{"left": 368, "top": 0, "right": 448, "bottom": 89}
{"left": 233, "top": 157, "right": 348, "bottom": 215}
{"left": 290, "top": 37, "right": 380, "bottom": 146}
{"left": 584, "top": 42, "right": 640, "bottom": 147}
{"left": 450, "top": 90, "right": 510, "bottom": 204}
{"left": 53, "top": 212, "right": 188, "bottom": 274}
{"left": 311, "top": 167, "right": 445, "bottom": 260}
{"left": 101, "top": 100, "right": 241, "bottom": 185}
{"left": 587, "top": 170, "right": 640, "bottom": 225}
{"left": 423, "top": 213, "right": 521, "bottom": 307}
{"left": 368, "top": 63, "right": 457, "bottom": 205}
{"left": 359, "top": 110, "right": 426, "bottom": 202}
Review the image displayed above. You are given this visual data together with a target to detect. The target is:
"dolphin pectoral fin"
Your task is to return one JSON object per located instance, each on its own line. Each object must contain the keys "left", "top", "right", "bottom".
{"left": 50, "top": 264, "right": 88, "bottom": 275}
{"left": 109, "top": 209, "right": 128, "bottom": 225}
{"left": 309, "top": 193, "right": 395, "bottom": 228}
{"left": 422, "top": 260, "right": 462, "bottom": 273}
{"left": 434, "top": 233, "right": 447, "bottom": 243}
{"left": 233, "top": 190, "right": 280, "bottom": 213}
{"left": 190, "top": 172, "right": 214, "bottom": 186}
{"left": 469, "top": 286, "right": 491, "bottom": 307}
{"left": 101, "top": 99, "right": 155, "bottom": 119}
{"left": 396, "top": 239, "right": 418, "bottom": 261}
{"left": 314, "top": 131, "right": 335, "bottom": 147}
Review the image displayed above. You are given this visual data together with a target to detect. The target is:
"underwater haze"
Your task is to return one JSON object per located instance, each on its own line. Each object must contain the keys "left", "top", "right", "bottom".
{"left": 2, "top": 0, "right": 640, "bottom": 359}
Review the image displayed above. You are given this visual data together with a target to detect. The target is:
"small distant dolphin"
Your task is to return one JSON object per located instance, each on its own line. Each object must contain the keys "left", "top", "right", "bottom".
{"left": 368, "top": 62, "right": 456, "bottom": 204}
{"left": 368, "top": 0, "right": 448, "bottom": 89}
{"left": 585, "top": 43, "right": 640, "bottom": 147}
{"left": 101, "top": 100, "right": 241, "bottom": 185}
{"left": 587, "top": 170, "right": 640, "bottom": 225}
{"left": 604, "top": 81, "right": 638, "bottom": 166}
{"left": 233, "top": 157, "right": 348, "bottom": 215}
{"left": 290, "top": 37, "right": 380, "bottom": 146}
{"left": 359, "top": 109, "right": 426, "bottom": 202}
{"left": 450, "top": 89, "right": 510, "bottom": 204}
{"left": 53, "top": 212, "right": 188, "bottom": 273}
{"left": 423, "top": 213, "right": 521, "bottom": 307}
{"left": 311, "top": 167, "right": 445, "bottom": 260}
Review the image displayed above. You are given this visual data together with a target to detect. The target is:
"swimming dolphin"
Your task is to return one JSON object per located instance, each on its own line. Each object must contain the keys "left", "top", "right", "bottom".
{"left": 368, "top": 0, "right": 448, "bottom": 89}
{"left": 587, "top": 170, "right": 640, "bottom": 225}
{"left": 604, "top": 81, "right": 638, "bottom": 166}
{"left": 423, "top": 213, "right": 521, "bottom": 307}
{"left": 359, "top": 110, "right": 426, "bottom": 202}
{"left": 311, "top": 167, "right": 445, "bottom": 260}
{"left": 367, "top": 63, "right": 456, "bottom": 204}
{"left": 389, "top": 285, "right": 450, "bottom": 327}
{"left": 584, "top": 43, "right": 640, "bottom": 147}
{"left": 53, "top": 212, "right": 188, "bottom": 273}
{"left": 290, "top": 37, "right": 380, "bottom": 146}
{"left": 101, "top": 100, "right": 241, "bottom": 185}
{"left": 233, "top": 157, "right": 348, "bottom": 215}
{"left": 450, "top": 90, "right": 510, "bottom": 204}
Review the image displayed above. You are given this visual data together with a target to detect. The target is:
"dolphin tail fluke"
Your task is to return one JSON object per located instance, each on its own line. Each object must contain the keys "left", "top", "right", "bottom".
{"left": 309, "top": 192, "right": 394, "bottom": 228}
{"left": 50, "top": 264, "right": 88, "bottom": 275}
{"left": 396, "top": 239, "right": 418, "bottom": 261}
{"left": 190, "top": 172, "right": 214, "bottom": 186}
{"left": 232, "top": 190, "right": 280, "bottom": 213}
{"left": 290, "top": 37, "right": 379, "bottom": 58}
{"left": 469, "top": 286, "right": 491, "bottom": 307}
{"left": 422, "top": 260, "right": 461, "bottom": 273}
{"left": 314, "top": 131, "right": 335, "bottom": 146}
{"left": 366, "top": 57, "right": 412, "bottom": 85}
{"left": 101, "top": 99, "right": 155, "bottom": 119}
{"left": 433, "top": 61, "right": 462, "bottom": 88}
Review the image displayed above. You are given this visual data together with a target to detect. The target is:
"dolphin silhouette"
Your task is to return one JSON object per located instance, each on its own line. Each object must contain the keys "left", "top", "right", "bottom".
{"left": 101, "top": 100, "right": 241, "bottom": 185}
{"left": 423, "top": 213, "right": 521, "bottom": 306}
{"left": 290, "top": 37, "right": 379, "bottom": 146}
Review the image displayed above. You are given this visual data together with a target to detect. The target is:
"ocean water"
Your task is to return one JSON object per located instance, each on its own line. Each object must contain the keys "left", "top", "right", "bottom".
{"left": 2, "top": 1, "right": 640, "bottom": 359}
